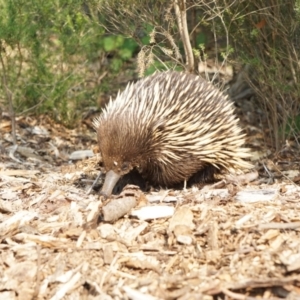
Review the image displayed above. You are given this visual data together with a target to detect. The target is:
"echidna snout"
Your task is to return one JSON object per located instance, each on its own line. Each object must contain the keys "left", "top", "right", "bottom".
{"left": 94, "top": 71, "right": 252, "bottom": 197}
{"left": 100, "top": 170, "right": 120, "bottom": 197}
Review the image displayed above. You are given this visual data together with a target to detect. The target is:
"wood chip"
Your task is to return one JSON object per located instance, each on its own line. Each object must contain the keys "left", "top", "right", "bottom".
{"left": 102, "top": 197, "right": 137, "bottom": 222}
{"left": 131, "top": 205, "right": 175, "bottom": 220}
{"left": 2, "top": 114, "right": 300, "bottom": 298}
{"left": 69, "top": 150, "right": 94, "bottom": 160}
{"left": 236, "top": 189, "right": 278, "bottom": 203}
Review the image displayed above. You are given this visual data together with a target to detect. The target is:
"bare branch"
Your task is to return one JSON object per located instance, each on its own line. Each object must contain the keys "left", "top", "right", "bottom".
{"left": 174, "top": 0, "right": 194, "bottom": 72}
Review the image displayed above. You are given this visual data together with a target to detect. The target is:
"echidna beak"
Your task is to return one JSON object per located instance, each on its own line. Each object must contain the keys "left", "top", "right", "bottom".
{"left": 100, "top": 170, "right": 121, "bottom": 198}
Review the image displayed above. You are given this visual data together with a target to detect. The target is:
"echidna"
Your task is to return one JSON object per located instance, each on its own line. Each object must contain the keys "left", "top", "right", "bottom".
{"left": 94, "top": 71, "right": 252, "bottom": 197}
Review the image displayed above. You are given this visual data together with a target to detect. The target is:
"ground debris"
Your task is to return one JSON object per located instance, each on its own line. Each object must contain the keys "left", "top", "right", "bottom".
{"left": 1, "top": 115, "right": 300, "bottom": 299}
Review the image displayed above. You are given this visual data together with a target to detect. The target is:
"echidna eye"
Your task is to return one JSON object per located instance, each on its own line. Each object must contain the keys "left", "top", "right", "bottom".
{"left": 121, "top": 162, "right": 129, "bottom": 171}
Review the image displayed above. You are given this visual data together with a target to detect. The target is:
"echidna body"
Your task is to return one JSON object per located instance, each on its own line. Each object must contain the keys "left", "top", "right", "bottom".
{"left": 94, "top": 71, "right": 252, "bottom": 196}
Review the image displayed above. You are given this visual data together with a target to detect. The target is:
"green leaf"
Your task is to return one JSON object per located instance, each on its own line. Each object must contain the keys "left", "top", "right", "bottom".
{"left": 110, "top": 58, "right": 123, "bottom": 71}
{"left": 119, "top": 48, "right": 133, "bottom": 60}
{"left": 103, "top": 36, "right": 124, "bottom": 52}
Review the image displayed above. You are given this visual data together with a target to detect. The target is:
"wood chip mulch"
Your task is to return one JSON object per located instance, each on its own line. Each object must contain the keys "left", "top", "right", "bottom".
{"left": 1, "top": 114, "right": 300, "bottom": 300}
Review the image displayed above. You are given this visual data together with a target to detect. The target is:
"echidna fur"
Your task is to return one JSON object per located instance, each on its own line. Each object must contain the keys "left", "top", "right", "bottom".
{"left": 94, "top": 71, "right": 252, "bottom": 196}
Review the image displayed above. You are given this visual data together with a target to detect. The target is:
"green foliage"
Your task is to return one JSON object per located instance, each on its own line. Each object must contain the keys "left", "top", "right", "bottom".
{"left": 195, "top": 32, "right": 206, "bottom": 46}
{"left": 144, "top": 61, "right": 182, "bottom": 76}
{"left": 0, "top": 0, "right": 138, "bottom": 126}
{"left": 284, "top": 115, "right": 300, "bottom": 135}
{"left": 101, "top": 35, "right": 138, "bottom": 71}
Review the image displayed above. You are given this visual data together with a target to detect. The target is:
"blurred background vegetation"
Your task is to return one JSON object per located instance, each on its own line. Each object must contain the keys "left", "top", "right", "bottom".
{"left": 0, "top": 0, "right": 300, "bottom": 150}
